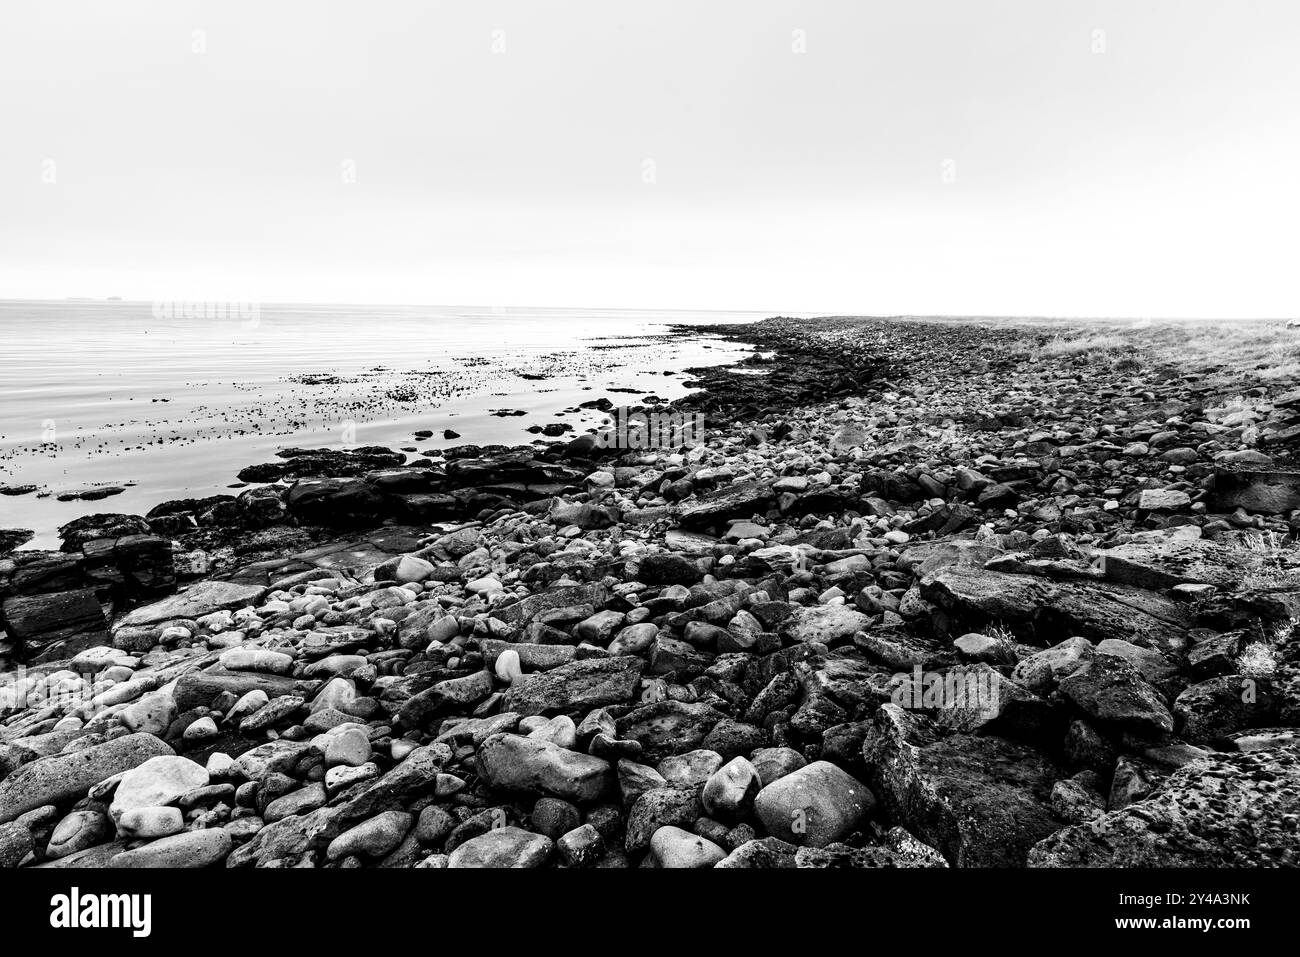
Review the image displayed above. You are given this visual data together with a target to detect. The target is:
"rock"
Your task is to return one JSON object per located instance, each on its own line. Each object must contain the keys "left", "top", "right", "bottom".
{"left": 1031, "top": 746, "right": 1300, "bottom": 866}
{"left": 530, "top": 797, "right": 583, "bottom": 840}
{"left": 240, "top": 694, "right": 305, "bottom": 733}
{"left": 503, "top": 656, "right": 644, "bottom": 717}
{"left": 615, "top": 700, "right": 725, "bottom": 764}
{"left": 1138, "top": 488, "right": 1192, "bottom": 511}
{"left": 678, "top": 480, "right": 773, "bottom": 529}
{"left": 556, "top": 823, "right": 606, "bottom": 866}
{"left": 750, "top": 747, "right": 807, "bottom": 787}
{"left": 649, "top": 825, "right": 727, "bottom": 868}
{"left": 526, "top": 715, "right": 578, "bottom": 749}
{"left": 118, "top": 690, "right": 178, "bottom": 736}
{"left": 1211, "top": 469, "right": 1300, "bottom": 515}
{"left": 327, "top": 810, "right": 413, "bottom": 860}
{"left": 625, "top": 787, "right": 702, "bottom": 853}
{"left": 264, "top": 783, "right": 328, "bottom": 823}
{"left": 115, "top": 580, "right": 267, "bottom": 629}
{"left": 795, "top": 835, "right": 937, "bottom": 868}
{"left": 1011, "top": 637, "right": 1094, "bottom": 694}
{"left": 447, "top": 826, "right": 552, "bottom": 868}
{"left": 110, "top": 828, "right": 233, "bottom": 868}
{"left": 862, "top": 705, "right": 1061, "bottom": 867}
{"left": 110, "top": 756, "right": 209, "bottom": 821}
{"left": 324, "top": 728, "right": 372, "bottom": 768}
{"left": 183, "top": 716, "right": 219, "bottom": 742}
{"left": 391, "top": 555, "right": 435, "bottom": 584}
{"left": 1173, "top": 676, "right": 1278, "bottom": 745}
{"left": 1058, "top": 656, "right": 1175, "bottom": 735}
{"left": 46, "top": 808, "right": 112, "bottom": 859}
{"left": 476, "top": 733, "right": 614, "bottom": 802}
{"left": 780, "top": 604, "right": 872, "bottom": 646}
{"left": 399, "top": 670, "right": 495, "bottom": 727}
{"left": 495, "top": 583, "right": 610, "bottom": 627}
{"left": 921, "top": 566, "right": 1189, "bottom": 651}
{"left": 219, "top": 648, "right": 295, "bottom": 674}
{"left": 715, "top": 837, "right": 800, "bottom": 868}
{"left": 701, "top": 756, "right": 761, "bottom": 820}
{"left": 635, "top": 554, "right": 703, "bottom": 586}
{"left": 0, "top": 733, "right": 174, "bottom": 824}
{"left": 0, "top": 588, "right": 108, "bottom": 660}
{"left": 117, "top": 806, "right": 184, "bottom": 838}
{"left": 173, "top": 670, "right": 304, "bottom": 712}
{"left": 0, "top": 821, "right": 32, "bottom": 867}
{"left": 753, "top": 760, "right": 873, "bottom": 847}
{"left": 285, "top": 478, "right": 386, "bottom": 524}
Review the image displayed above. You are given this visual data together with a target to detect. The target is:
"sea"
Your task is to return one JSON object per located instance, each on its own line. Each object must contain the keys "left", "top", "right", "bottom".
{"left": 0, "top": 300, "right": 774, "bottom": 549}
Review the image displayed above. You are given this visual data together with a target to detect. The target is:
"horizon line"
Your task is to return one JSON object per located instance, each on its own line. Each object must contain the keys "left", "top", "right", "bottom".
{"left": 0, "top": 297, "right": 1294, "bottom": 323}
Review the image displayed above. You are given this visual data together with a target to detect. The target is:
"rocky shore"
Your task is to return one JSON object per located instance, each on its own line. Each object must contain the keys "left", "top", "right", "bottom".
{"left": 2, "top": 315, "right": 1299, "bottom": 869}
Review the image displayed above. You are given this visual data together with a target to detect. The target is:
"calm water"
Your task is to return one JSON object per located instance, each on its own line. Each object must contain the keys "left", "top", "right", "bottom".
{"left": 0, "top": 301, "right": 770, "bottom": 548}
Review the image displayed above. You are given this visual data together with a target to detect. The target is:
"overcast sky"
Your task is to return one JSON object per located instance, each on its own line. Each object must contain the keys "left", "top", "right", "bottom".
{"left": 1, "top": 1, "right": 1297, "bottom": 316}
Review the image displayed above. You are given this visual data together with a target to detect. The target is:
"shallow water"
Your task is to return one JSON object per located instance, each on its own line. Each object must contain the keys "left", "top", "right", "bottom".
{"left": 0, "top": 301, "right": 770, "bottom": 548}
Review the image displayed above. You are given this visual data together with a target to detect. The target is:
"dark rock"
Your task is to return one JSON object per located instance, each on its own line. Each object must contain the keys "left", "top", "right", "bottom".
{"left": 861, "top": 704, "right": 1061, "bottom": 867}
{"left": 503, "top": 656, "right": 644, "bottom": 717}
{"left": 1030, "top": 746, "right": 1300, "bottom": 866}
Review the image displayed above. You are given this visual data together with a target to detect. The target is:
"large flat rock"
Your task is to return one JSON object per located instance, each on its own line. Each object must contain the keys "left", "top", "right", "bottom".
{"left": 1211, "top": 469, "right": 1300, "bottom": 515}
{"left": 494, "top": 583, "right": 610, "bottom": 627}
{"left": 678, "top": 480, "right": 774, "bottom": 529}
{"left": 0, "top": 588, "right": 108, "bottom": 660}
{"left": 115, "top": 580, "right": 268, "bottom": 628}
{"left": 921, "top": 566, "right": 1190, "bottom": 651}
{"left": 0, "top": 732, "right": 174, "bottom": 824}
{"left": 502, "top": 655, "right": 644, "bottom": 717}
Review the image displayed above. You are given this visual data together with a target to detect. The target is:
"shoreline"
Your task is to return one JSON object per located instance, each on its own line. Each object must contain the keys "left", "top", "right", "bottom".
{"left": 2, "top": 314, "right": 1299, "bottom": 869}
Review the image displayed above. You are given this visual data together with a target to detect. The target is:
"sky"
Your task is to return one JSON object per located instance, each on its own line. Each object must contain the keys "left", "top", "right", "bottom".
{"left": 1, "top": 0, "right": 1297, "bottom": 317}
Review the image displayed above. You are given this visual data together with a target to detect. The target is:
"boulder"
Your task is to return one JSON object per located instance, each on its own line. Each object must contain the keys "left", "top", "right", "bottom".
{"left": 0, "top": 733, "right": 174, "bottom": 824}
{"left": 476, "top": 733, "right": 614, "bottom": 802}
{"left": 861, "top": 705, "right": 1061, "bottom": 866}
{"left": 447, "top": 826, "right": 552, "bottom": 868}
{"left": 753, "top": 760, "right": 873, "bottom": 847}
{"left": 1058, "top": 656, "right": 1175, "bottom": 735}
